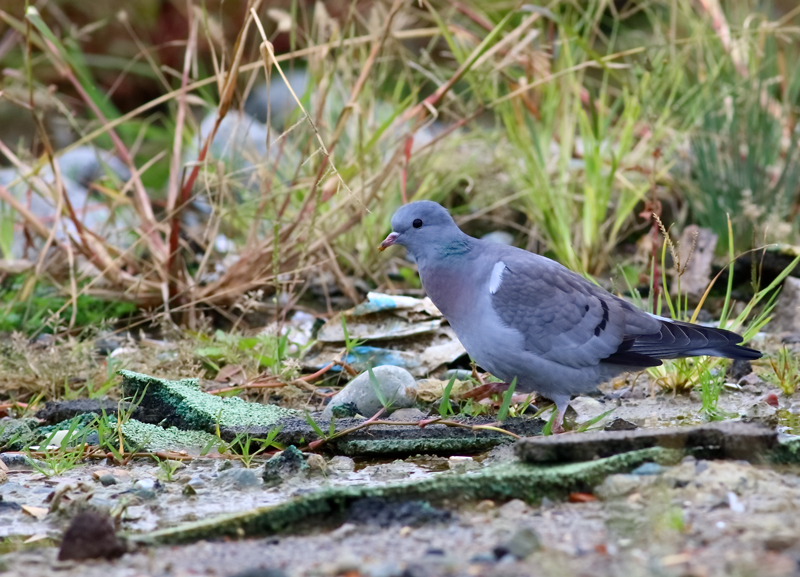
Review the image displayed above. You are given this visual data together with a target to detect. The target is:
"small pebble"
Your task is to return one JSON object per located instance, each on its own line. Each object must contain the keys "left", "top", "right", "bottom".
{"left": 493, "top": 527, "right": 541, "bottom": 560}
{"left": 631, "top": 462, "right": 664, "bottom": 476}
{"left": 216, "top": 467, "right": 260, "bottom": 490}
{"left": 97, "top": 474, "right": 117, "bottom": 487}
{"left": 328, "top": 456, "right": 356, "bottom": 474}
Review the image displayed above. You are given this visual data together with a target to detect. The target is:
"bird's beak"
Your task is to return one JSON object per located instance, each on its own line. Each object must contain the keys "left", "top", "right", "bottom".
{"left": 378, "top": 232, "right": 399, "bottom": 252}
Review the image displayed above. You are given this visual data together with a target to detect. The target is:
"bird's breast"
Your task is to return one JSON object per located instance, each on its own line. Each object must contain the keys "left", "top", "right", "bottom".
{"left": 418, "top": 263, "right": 473, "bottom": 319}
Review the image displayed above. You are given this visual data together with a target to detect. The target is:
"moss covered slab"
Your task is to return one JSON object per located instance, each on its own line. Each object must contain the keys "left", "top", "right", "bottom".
{"left": 133, "top": 447, "right": 680, "bottom": 546}
{"left": 120, "top": 419, "right": 221, "bottom": 453}
{"left": 515, "top": 421, "right": 777, "bottom": 464}
{"left": 223, "top": 415, "right": 545, "bottom": 457}
{"left": 119, "top": 370, "right": 297, "bottom": 432}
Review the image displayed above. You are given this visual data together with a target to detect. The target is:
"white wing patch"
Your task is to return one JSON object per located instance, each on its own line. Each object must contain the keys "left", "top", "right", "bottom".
{"left": 489, "top": 261, "right": 506, "bottom": 294}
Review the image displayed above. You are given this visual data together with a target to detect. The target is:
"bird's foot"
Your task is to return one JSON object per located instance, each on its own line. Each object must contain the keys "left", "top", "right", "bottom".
{"left": 550, "top": 407, "right": 567, "bottom": 434}
{"left": 460, "top": 381, "right": 511, "bottom": 401}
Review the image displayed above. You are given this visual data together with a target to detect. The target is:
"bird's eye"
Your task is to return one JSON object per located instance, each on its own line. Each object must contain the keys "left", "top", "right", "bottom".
{"left": 413, "top": 219, "right": 423, "bottom": 229}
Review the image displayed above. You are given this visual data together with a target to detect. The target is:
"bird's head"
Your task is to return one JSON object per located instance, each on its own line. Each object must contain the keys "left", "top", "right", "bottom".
{"left": 379, "top": 200, "right": 465, "bottom": 261}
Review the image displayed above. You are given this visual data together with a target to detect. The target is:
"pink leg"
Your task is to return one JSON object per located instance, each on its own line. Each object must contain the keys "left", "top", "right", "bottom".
{"left": 550, "top": 396, "right": 570, "bottom": 435}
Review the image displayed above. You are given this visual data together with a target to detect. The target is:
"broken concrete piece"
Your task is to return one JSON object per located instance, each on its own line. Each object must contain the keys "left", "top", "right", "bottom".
{"left": 134, "top": 447, "right": 676, "bottom": 546}
{"left": 768, "top": 277, "right": 800, "bottom": 333}
{"left": 120, "top": 370, "right": 296, "bottom": 431}
{"left": 321, "top": 366, "right": 417, "bottom": 421}
{"left": 670, "top": 225, "right": 717, "bottom": 302}
{"left": 515, "top": 421, "right": 777, "bottom": 464}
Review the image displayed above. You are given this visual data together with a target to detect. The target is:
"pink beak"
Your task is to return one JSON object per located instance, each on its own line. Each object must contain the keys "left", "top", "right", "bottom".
{"left": 378, "top": 232, "right": 399, "bottom": 251}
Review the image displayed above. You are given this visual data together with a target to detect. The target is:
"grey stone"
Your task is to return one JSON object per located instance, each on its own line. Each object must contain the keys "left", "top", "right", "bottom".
{"left": 366, "top": 561, "right": 406, "bottom": 577}
{"left": 631, "top": 462, "right": 665, "bottom": 476}
{"left": 0, "top": 452, "right": 37, "bottom": 470}
{"left": 133, "top": 478, "right": 157, "bottom": 491}
{"left": 98, "top": 474, "right": 118, "bottom": 487}
{"left": 595, "top": 474, "right": 651, "bottom": 500}
{"left": 604, "top": 418, "right": 638, "bottom": 431}
{"left": 443, "top": 369, "right": 473, "bottom": 381}
{"left": 216, "top": 467, "right": 260, "bottom": 490}
{"left": 387, "top": 408, "right": 427, "bottom": 422}
{"left": 670, "top": 225, "right": 717, "bottom": 302}
{"left": 727, "top": 359, "right": 753, "bottom": 382}
{"left": 262, "top": 446, "right": 308, "bottom": 487}
{"left": 768, "top": 277, "right": 800, "bottom": 333}
{"left": 741, "top": 402, "right": 779, "bottom": 428}
{"left": 493, "top": 527, "right": 541, "bottom": 559}
{"left": 321, "top": 366, "right": 418, "bottom": 421}
{"left": 187, "top": 475, "right": 205, "bottom": 489}
{"left": 328, "top": 456, "right": 355, "bottom": 474}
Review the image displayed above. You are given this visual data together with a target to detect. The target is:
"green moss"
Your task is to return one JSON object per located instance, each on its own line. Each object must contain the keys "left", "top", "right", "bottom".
{"left": 134, "top": 447, "right": 680, "bottom": 545}
{"left": 120, "top": 370, "right": 297, "bottom": 432}
{"left": 332, "top": 436, "right": 517, "bottom": 456}
{"left": 0, "top": 419, "right": 39, "bottom": 451}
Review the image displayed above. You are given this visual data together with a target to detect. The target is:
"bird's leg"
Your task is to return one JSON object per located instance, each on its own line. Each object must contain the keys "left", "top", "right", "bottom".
{"left": 550, "top": 396, "right": 570, "bottom": 435}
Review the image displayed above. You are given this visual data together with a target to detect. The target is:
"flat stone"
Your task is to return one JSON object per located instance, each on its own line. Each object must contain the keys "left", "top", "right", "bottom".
{"left": 35, "top": 399, "right": 140, "bottom": 425}
{"left": 515, "top": 421, "right": 778, "bottom": 464}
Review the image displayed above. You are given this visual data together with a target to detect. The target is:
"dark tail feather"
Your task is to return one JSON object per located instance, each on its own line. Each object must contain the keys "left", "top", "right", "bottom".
{"left": 605, "top": 319, "right": 762, "bottom": 366}
{"left": 692, "top": 344, "right": 762, "bottom": 361}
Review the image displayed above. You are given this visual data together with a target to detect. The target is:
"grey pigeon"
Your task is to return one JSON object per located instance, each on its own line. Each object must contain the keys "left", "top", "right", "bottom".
{"left": 379, "top": 201, "right": 761, "bottom": 433}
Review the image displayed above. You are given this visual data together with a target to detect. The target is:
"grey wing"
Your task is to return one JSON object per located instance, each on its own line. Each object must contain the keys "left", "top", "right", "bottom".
{"left": 489, "top": 255, "right": 661, "bottom": 369}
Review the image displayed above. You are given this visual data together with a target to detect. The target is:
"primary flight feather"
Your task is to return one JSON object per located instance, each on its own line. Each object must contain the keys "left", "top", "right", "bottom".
{"left": 379, "top": 201, "right": 760, "bottom": 433}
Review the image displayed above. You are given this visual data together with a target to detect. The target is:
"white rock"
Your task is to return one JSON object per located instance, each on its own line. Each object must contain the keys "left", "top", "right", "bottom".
{"left": 321, "top": 365, "right": 417, "bottom": 420}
